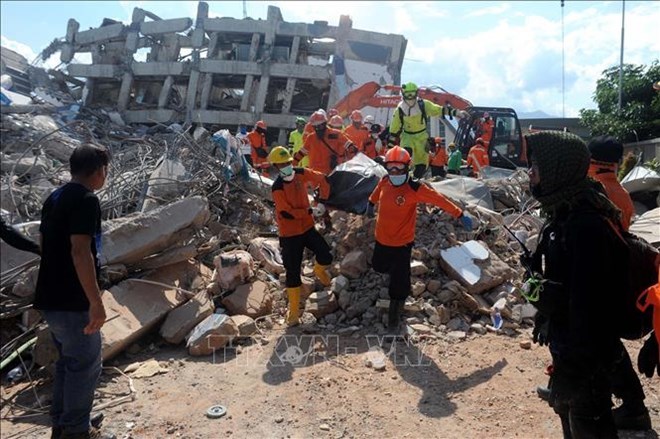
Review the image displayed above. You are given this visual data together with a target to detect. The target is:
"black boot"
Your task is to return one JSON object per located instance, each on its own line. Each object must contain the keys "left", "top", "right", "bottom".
{"left": 387, "top": 299, "right": 403, "bottom": 331}
{"left": 612, "top": 401, "right": 652, "bottom": 431}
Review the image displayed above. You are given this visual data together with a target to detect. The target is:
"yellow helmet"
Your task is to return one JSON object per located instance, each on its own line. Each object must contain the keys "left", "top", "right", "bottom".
{"left": 268, "top": 146, "right": 292, "bottom": 164}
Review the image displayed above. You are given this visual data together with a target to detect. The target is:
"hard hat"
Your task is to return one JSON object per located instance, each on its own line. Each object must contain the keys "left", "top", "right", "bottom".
{"left": 317, "top": 108, "right": 327, "bottom": 117}
{"left": 295, "top": 116, "right": 306, "bottom": 125}
{"left": 364, "top": 115, "right": 375, "bottom": 125}
{"left": 476, "top": 137, "right": 485, "bottom": 145}
{"left": 327, "top": 108, "right": 339, "bottom": 118}
{"left": 309, "top": 110, "right": 328, "bottom": 127}
{"left": 350, "top": 110, "right": 363, "bottom": 122}
{"left": 268, "top": 146, "right": 293, "bottom": 164}
{"left": 448, "top": 142, "right": 457, "bottom": 149}
{"left": 329, "top": 115, "right": 343, "bottom": 128}
{"left": 434, "top": 136, "right": 442, "bottom": 144}
{"left": 588, "top": 135, "right": 623, "bottom": 163}
{"left": 384, "top": 146, "right": 411, "bottom": 165}
{"left": 255, "top": 120, "right": 267, "bottom": 130}
{"left": 401, "top": 82, "right": 418, "bottom": 94}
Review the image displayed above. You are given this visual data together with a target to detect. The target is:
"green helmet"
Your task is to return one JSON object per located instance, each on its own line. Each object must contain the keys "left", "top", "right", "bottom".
{"left": 295, "top": 116, "right": 306, "bottom": 125}
{"left": 401, "top": 82, "right": 418, "bottom": 94}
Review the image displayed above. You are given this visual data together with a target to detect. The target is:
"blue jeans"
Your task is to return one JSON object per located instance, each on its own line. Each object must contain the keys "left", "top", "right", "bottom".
{"left": 42, "top": 310, "right": 102, "bottom": 434}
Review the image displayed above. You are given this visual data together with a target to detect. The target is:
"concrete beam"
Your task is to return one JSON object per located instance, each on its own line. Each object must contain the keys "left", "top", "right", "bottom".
{"left": 122, "top": 109, "right": 178, "bottom": 124}
{"left": 158, "top": 76, "right": 174, "bottom": 108}
{"left": 67, "top": 64, "right": 119, "bottom": 78}
{"left": 203, "top": 17, "right": 269, "bottom": 35}
{"left": 66, "top": 19, "right": 79, "bottom": 44}
{"left": 132, "top": 62, "right": 188, "bottom": 76}
{"left": 191, "top": 110, "right": 299, "bottom": 128}
{"left": 75, "top": 23, "right": 125, "bottom": 45}
{"left": 199, "top": 60, "right": 329, "bottom": 80}
{"left": 140, "top": 18, "right": 192, "bottom": 35}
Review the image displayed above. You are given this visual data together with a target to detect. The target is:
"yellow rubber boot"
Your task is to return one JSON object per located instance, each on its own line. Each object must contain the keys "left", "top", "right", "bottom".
{"left": 313, "top": 262, "right": 332, "bottom": 287}
{"left": 286, "top": 287, "right": 301, "bottom": 326}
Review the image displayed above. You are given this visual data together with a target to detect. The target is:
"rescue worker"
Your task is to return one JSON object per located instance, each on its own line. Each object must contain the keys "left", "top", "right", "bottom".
{"left": 367, "top": 147, "right": 472, "bottom": 337}
{"left": 344, "top": 110, "right": 370, "bottom": 155}
{"left": 327, "top": 108, "right": 339, "bottom": 119}
{"left": 288, "top": 117, "right": 308, "bottom": 168}
{"left": 235, "top": 125, "right": 251, "bottom": 166}
{"left": 527, "top": 131, "right": 642, "bottom": 438}
{"left": 428, "top": 136, "right": 448, "bottom": 178}
{"left": 247, "top": 120, "right": 270, "bottom": 176}
{"left": 269, "top": 146, "right": 333, "bottom": 326}
{"left": 363, "top": 115, "right": 375, "bottom": 130}
{"left": 587, "top": 136, "right": 634, "bottom": 230}
{"left": 389, "top": 82, "right": 468, "bottom": 179}
{"left": 447, "top": 142, "right": 464, "bottom": 175}
{"left": 361, "top": 123, "right": 383, "bottom": 160}
{"left": 466, "top": 137, "right": 489, "bottom": 177}
{"left": 480, "top": 112, "right": 495, "bottom": 145}
{"left": 328, "top": 115, "right": 344, "bottom": 130}
{"left": 292, "top": 110, "right": 355, "bottom": 175}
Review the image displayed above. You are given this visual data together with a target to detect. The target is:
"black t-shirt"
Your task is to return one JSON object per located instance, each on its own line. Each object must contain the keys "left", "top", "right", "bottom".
{"left": 34, "top": 182, "right": 102, "bottom": 311}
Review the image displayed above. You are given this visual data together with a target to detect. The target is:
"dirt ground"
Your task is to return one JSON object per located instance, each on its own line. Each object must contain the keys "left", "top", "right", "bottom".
{"left": 1, "top": 327, "right": 658, "bottom": 439}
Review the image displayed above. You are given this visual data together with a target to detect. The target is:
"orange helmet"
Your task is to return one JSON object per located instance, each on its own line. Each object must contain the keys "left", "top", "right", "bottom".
{"left": 476, "top": 137, "right": 485, "bottom": 146}
{"left": 329, "top": 115, "right": 343, "bottom": 129}
{"left": 327, "top": 108, "right": 339, "bottom": 118}
{"left": 309, "top": 110, "right": 328, "bottom": 127}
{"left": 255, "top": 120, "right": 267, "bottom": 130}
{"left": 384, "top": 146, "right": 411, "bottom": 165}
{"left": 350, "top": 110, "right": 363, "bottom": 122}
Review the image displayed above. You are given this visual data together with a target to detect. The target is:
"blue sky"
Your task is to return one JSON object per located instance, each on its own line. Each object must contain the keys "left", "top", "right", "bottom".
{"left": 1, "top": 1, "right": 658, "bottom": 117}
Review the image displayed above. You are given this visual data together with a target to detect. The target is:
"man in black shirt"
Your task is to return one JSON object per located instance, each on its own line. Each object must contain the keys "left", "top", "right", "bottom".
{"left": 34, "top": 143, "right": 113, "bottom": 439}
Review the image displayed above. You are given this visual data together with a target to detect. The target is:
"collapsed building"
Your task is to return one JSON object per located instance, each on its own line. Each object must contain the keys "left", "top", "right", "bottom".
{"left": 57, "top": 2, "right": 406, "bottom": 144}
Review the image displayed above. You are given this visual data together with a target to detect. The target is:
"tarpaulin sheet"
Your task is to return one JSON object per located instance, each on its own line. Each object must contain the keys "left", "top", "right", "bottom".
{"left": 323, "top": 153, "right": 387, "bottom": 214}
{"left": 429, "top": 176, "right": 494, "bottom": 210}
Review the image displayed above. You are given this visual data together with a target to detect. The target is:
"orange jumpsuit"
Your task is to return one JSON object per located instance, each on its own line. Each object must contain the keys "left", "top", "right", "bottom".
{"left": 467, "top": 144, "right": 489, "bottom": 175}
{"left": 247, "top": 131, "right": 269, "bottom": 173}
{"left": 272, "top": 168, "right": 330, "bottom": 238}
{"left": 430, "top": 145, "right": 448, "bottom": 167}
{"left": 361, "top": 137, "right": 379, "bottom": 159}
{"left": 588, "top": 161, "right": 634, "bottom": 231}
{"left": 344, "top": 124, "right": 370, "bottom": 154}
{"left": 294, "top": 128, "right": 350, "bottom": 175}
{"left": 481, "top": 119, "right": 495, "bottom": 144}
{"left": 369, "top": 177, "right": 462, "bottom": 247}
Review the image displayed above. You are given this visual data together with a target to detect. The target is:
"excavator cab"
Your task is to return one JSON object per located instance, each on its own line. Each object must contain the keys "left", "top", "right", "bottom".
{"left": 454, "top": 107, "right": 527, "bottom": 169}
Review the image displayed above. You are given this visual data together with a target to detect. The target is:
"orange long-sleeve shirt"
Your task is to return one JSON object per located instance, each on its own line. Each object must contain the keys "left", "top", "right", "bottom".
{"left": 588, "top": 161, "right": 634, "bottom": 230}
{"left": 481, "top": 119, "right": 495, "bottom": 144}
{"left": 430, "top": 146, "right": 448, "bottom": 167}
{"left": 467, "top": 144, "right": 489, "bottom": 174}
{"left": 247, "top": 131, "right": 269, "bottom": 169}
{"left": 369, "top": 177, "right": 463, "bottom": 247}
{"left": 362, "top": 137, "right": 379, "bottom": 159}
{"left": 272, "top": 168, "right": 330, "bottom": 237}
{"left": 344, "top": 124, "right": 370, "bottom": 151}
{"left": 294, "top": 128, "right": 351, "bottom": 175}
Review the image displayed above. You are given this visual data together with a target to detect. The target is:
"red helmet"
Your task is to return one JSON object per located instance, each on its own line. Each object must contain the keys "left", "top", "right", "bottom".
{"left": 255, "top": 120, "right": 267, "bottom": 130}
{"left": 434, "top": 136, "right": 443, "bottom": 145}
{"left": 329, "top": 115, "right": 343, "bottom": 128}
{"left": 327, "top": 108, "right": 339, "bottom": 118}
{"left": 384, "top": 146, "right": 411, "bottom": 165}
{"left": 309, "top": 110, "right": 328, "bottom": 127}
{"left": 350, "top": 110, "right": 363, "bottom": 122}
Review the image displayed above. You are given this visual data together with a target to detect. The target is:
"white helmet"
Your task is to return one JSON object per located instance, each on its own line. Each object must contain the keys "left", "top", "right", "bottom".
{"left": 364, "top": 115, "right": 375, "bottom": 125}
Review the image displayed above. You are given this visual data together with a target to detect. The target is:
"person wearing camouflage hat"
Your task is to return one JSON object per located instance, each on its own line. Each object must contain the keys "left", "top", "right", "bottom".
{"left": 525, "top": 131, "right": 643, "bottom": 437}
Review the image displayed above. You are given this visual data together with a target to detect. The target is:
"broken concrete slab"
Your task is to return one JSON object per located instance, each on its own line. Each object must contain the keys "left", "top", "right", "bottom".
{"left": 221, "top": 280, "right": 272, "bottom": 318}
{"left": 141, "top": 156, "right": 189, "bottom": 212}
{"left": 128, "top": 359, "right": 169, "bottom": 378}
{"left": 230, "top": 315, "right": 258, "bottom": 337}
{"left": 410, "top": 260, "right": 429, "bottom": 276}
{"left": 101, "top": 260, "right": 211, "bottom": 360}
{"left": 305, "top": 290, "right": 339, "bottom": 318}
{"left": 160, "top": 290, "right": 214, "bottom": 344}
{"left": 439, "top": 240, "right": 515, "bottom": 295}
{"left": 11, "top": 265, "right": 39, "bottom": 298}
{"left": 213, "top": 249, "right": 255, "bottom": 291}
{"left": 102, "top": 196, "right": 210, "bottom": 265}
{"left": 187, "top": 313, "right": 239, "bottom": 356}
{"left": 248, "top": 237, "right": 284, "bottom": 275}
{"left": 132, "top": 244, "right": 198, "bottom": 271}
{"left": 340, "top": 250, "right": 368, "bottom": 279}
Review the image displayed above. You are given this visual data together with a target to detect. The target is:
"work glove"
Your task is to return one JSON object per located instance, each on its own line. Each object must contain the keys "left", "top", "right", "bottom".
{"left": 532, "top": 313, "right": 549, "bottom": 346}
{"left": 312, "top": 203, "right": 326, "bottom": 218}
{"left": 637, "top": 333, "right": 659, "bottom": 378}
{"left": 459, "top": 213, "right": 473, "bottom": 231}
{"left": 365, "top": 202, "right": 375, "bottom": 218}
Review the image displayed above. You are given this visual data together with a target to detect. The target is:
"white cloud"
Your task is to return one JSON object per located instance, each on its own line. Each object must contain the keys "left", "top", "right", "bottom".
{"left": 466, "top": 3, "right": 511, "bottom": 18}
{"left": 1, "top": 35, "right": 63, "bottom": 69}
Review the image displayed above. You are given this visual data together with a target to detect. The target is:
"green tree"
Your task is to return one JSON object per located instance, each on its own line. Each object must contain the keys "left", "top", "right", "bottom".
{"left": 579, "top": 61, "right": 660, "bottom": 142}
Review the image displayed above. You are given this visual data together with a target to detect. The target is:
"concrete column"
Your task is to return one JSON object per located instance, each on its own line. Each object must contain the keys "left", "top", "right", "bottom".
{"left": 281, "top": 36, "right": 300, "bottom": 115}
{"left": 117, "top": 72, "right": 133, "bottom": 110}
{"left": 185, "top": 69, "right": 201, "bottom": 122}
{"left": 199, "top": 74, "right": 213, "bottom": 110}
{"left": 240, "top": 33, "right": 261, "bottom": 112}
{"left": 158, "top": 75, "right": 174, "bottom": 108}
{"left": 254, "top": 7, "right": 279, "bottom": 116}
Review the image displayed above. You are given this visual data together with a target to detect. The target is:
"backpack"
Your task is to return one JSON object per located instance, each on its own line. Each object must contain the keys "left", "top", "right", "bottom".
{"left": 607, "top": 221, "right": 659, "bottom": 340}
{"left": 395, "top": 98, "right": 428, "bottom": 136}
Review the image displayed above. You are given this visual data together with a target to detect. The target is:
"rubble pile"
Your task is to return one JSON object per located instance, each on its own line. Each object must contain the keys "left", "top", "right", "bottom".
{"left": 1, "top": 100, "right": 546, "bottom": 376}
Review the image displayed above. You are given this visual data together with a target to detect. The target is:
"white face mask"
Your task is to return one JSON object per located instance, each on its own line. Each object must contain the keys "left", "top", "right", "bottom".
{"left": 389, "top": 174, "right": 408, "bottom": 186}
{"left": 280, "top": 164, "right": 294, "bottom": 181}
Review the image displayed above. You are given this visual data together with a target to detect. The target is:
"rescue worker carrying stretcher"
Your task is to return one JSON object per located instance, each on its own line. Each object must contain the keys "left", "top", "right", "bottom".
{"left": 247, "top": 120, "right": 270, "bottom": 176}
{"left": 269, "top": 146, "right": 333, "bottom": 326}
{"left": 366, "top": 146, "right": 473, "bottom": 338}
{"left": 389, "top": 82, "right": 468, "bottom": 179}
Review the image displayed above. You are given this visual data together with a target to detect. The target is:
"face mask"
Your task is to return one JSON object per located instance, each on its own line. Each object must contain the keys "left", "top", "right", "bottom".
{"left": 315, "top": 127, "right": 326, "bottom": 138}
{"left": 279, "top": 164, "right": 294, "bottom": 179}
{"left": 389, "top": 174, "right": 407, "bottom": 186}
{"left": 404, "top": 98, "right": 417, "bottom": 107}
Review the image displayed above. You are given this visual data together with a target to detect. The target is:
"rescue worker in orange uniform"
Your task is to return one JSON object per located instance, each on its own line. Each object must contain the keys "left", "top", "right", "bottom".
{"left": 247, "top": 120, "right": 270, "bottom": 176}
{"left": 587, "top": 136, "right": 635, "bottom": 231}
{"left": 480, "top": 112, "right": 495, "bottom": 145}
{"left": 328, "top": 115, "right": 344, "bottom": 130}
{"left": 428, "top": 136, "right": 448, "bottom": 178}
{"left": 292, "top": 110, "right": 355, "bottom": 175}
{"left": 367, "top": 147, "right": 473, "bottom": 336}
{"left": 269, "top": 146, "right": 333, "bottom": 326}
{"left": 344, "top": 110, "right": 370, "bottom": 156}
{"left": 467, "top": 137, "right": 490, "bottom": 177}
{"left": 361, "top": 123, "right": 383, "bottom": 160}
